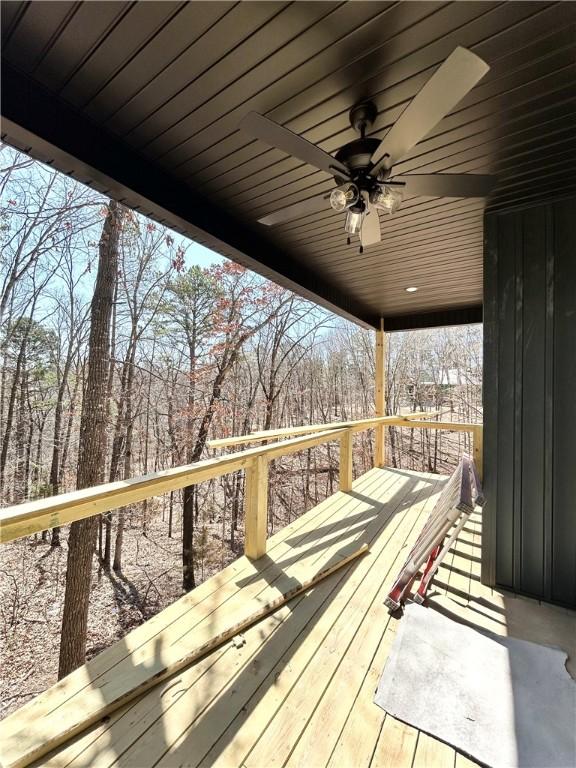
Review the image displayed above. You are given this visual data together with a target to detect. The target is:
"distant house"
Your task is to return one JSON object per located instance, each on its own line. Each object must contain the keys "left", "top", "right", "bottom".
{"left": 405, "top": 368, "right": 482, "bottom": 410}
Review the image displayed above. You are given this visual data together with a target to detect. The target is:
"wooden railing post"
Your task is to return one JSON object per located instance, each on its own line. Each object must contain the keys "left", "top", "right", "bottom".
{"left": 339, "top": 428, "right": 353, "bottom": 492}
{"left": 244, "top": 455, "right": 269, "bottom": 560}
{"left": 374, "top": 318, "right": 386, "bottom": 468}
{"left": 472, "top": 425, "right": 484, "bottom": 482}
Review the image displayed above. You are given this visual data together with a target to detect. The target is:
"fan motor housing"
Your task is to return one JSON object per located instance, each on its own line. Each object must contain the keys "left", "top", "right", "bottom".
{"left": 335, "top": 137, "right": 381, "bottom": 172}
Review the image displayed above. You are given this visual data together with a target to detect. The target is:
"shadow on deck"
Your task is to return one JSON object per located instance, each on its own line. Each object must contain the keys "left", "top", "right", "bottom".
{"left": 2, "top": 466, "right": 574, "bottom": 768}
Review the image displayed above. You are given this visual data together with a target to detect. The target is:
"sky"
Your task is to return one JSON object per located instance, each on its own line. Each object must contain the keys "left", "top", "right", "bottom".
{"left": 186, "top": 242, "right": 223, "bottom": 269}
{"left": 1, "top": 148, "right": 336, "bottom": 348}
{"left": 1, "top": 142, "right": 224, "bottom": 270}
{"left": 0, "top": 146, "right": 234, "bottom": 332}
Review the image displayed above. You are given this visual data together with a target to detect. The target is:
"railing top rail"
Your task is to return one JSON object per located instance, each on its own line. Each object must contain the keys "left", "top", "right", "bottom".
{"left": 208, "top": 414, "right": 482, "bottom": 449}
{"left": 1, "top": 411, "right": 483, "bottom": 545}
{"left": 392, "top": 419, "right": 482, "bottom": 432}
{"left": 0, "top": 428, "right": 348, "bottom": 544}
{"left": 207, "top": 410, "right": 446, "bottom": 449}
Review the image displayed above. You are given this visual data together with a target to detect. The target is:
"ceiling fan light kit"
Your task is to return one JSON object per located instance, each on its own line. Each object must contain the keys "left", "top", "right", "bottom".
{"left": 330, "top": 182, "right": 359, "bottom": 212}
{"left": 345, "top": 206, "right": 365, "bottom": 235}
{"left": 370, "top": 185, "right": 403, "bottom": 214}
{"left": 240, "top": 47, "right": 496, "bottom": 250}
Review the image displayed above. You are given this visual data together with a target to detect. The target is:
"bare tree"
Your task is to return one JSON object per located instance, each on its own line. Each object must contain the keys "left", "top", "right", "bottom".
{"left": 58, "top": 201, "right": 123, "bottom": 679}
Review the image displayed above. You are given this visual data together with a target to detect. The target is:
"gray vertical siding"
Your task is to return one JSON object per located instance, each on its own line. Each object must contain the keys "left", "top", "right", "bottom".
{"left": 483, "top": 198, "right": 576, "bottom": 607}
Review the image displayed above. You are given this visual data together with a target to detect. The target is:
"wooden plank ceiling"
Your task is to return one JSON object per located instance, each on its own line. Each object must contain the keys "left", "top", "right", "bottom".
{"left": 2, "top": 1, "right": 575, "bottom": 329}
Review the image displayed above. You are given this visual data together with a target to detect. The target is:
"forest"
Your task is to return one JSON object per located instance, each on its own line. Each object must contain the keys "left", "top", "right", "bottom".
{"left": 0, "top": 146, "right": 482, "bottom": 716}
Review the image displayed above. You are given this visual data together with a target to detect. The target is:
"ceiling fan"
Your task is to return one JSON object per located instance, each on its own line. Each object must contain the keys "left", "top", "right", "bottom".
{"left": 240, "top": 47, "right": 496, "bottom": 250}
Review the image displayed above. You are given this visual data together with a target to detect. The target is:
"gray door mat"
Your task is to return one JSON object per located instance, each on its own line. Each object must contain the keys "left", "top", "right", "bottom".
{"left": 374, "top": 603, "right": 576, "bottom": 768}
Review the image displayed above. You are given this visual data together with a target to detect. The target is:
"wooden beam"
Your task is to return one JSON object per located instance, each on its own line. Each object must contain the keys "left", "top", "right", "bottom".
{"left": 0, "top": 453, "right": 250, "bottom": 544}
{"left": 0, "top": 430, "right": 345, "bottom": 544}
{"left": 207, "top": 411, "right": 438, "bottom": 449}
{"left": 374, "top": 319, "right": 386, "bottom": 468}
{"left": 209, "top": 423, "right": 341, "bottom": 447}
{"left": 0, "top": 415, "right": 479, "bottom": 546}
{"left": 0, "top": 542, "right": 369, "bottom": 768}
{"left": 258, "top": 428, "right": 346, "bottom": 461}
{"left": 393, "top": 420, "right": 480, "bottom": 432}
{"left": 383, "top": 305, "right": 483, "bottom": 331}
{"left": 244, "top": 455, "right": 269, "bottom": 560}
{"left": 339, "top": 429, "right": 353, "bottom": 492}
{"left": 472, "top": 425, "right": 484, "bottom": 481}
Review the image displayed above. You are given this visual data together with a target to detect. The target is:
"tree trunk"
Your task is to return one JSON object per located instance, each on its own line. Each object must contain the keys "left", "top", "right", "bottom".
{"left": 182, "top": 335, "right": 197, "bottom": 592}
{"left": 49, "top": 352, "right": 74, "bottom": 547}
{"left": 60, "top": 365, "right": 81, "bottom": 487}
{"left": 113, "top": 509, "right": 125, "bottom": 572}
{"left": 0, "top": 329, "right": 28, "bottom": 493}
{"left": 14, "top": 360, "right": 28, "bottom": 501}
{"left": 58, "top": 201, "right": 122, "bottom": 680}
{"left": 182, "top": 485, "right": 195, "bottom": 591}
{"left": 113, "top": 341, "right": 136, "bottom": 573}
{"left": 103, "top": 514, "right": 112, "bottom": 569}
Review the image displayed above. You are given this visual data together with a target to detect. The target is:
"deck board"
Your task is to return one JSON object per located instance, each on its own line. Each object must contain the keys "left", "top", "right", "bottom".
{"left": 244, "top": 476, "right": 441, "bottom": 768}
{"left": 9, "top": 465, "right": 573, "bottom": 768}
{"left": 44, "top": 468, "right": 446, "bottom": 768}
{"left": 119, "top": 470, "right": 440, "bottom": 768}
{"left": 371, "top": 714, "right": 418, "bottom": 768}
{"left": 3, "top": 469, "right": 401, "bottom": 762}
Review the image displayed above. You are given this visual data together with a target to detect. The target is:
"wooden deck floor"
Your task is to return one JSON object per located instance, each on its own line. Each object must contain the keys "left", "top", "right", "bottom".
{"left": 7, "top": 466, "right": 576, "bottom": 768}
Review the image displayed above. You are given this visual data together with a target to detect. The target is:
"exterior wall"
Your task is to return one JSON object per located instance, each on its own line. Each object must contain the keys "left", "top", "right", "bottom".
{"left": 483, "top": 198, "right": 576, "bottom": 607}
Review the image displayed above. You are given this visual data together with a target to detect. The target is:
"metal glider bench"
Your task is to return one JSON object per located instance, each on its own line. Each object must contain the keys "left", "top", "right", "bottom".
{"left": 385, "top": 456, "right": 484, "bottom": 612}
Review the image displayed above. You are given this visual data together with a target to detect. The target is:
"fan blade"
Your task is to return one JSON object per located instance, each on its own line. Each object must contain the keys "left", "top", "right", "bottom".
{"left": 360, "top": 205, "right": 381, "bottom": 247}
{"left": 240, "top": 111, "right": 349, "bottom": 178}
{"left": 370, "top": 47, "right": 489, "bottom": 175}
{"left": 257, "top": 194, "right": 328, "bottom": 226}
{"left": 395, "top": 174, "right": 496, "bottom": 198}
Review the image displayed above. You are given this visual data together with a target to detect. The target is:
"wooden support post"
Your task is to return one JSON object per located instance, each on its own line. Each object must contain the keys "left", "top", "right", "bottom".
{"left": 472, "top": 425, "right": 484, "bottom": 482}
{"left": 374, "top": 319, "right": 386, "bottom": 468}
{"left": 244, "top": 455, "right": 269, "bottom": 560}
{"left": 339, "top": 428, "right": 353, "bottom": 492}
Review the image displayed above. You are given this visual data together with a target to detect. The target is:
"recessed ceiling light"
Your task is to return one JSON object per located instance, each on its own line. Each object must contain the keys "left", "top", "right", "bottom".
{"left": 405, "top": 286, "right": 418, "bottom": 293}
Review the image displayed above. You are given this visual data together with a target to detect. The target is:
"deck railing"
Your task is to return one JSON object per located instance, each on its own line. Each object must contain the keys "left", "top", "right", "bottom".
{"left": 0, "top": 413, "right": 482, "bottom": 560}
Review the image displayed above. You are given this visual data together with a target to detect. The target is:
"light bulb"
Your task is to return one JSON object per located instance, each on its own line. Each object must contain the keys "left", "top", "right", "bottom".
{"left": 344, "top": 207, "right": 364, "bottom": 234}
{"left": 330, "top": 183, "right": 359, "bottom": 212}
{"left": 370, "top": 185, "right": 403, "bottom": 214}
